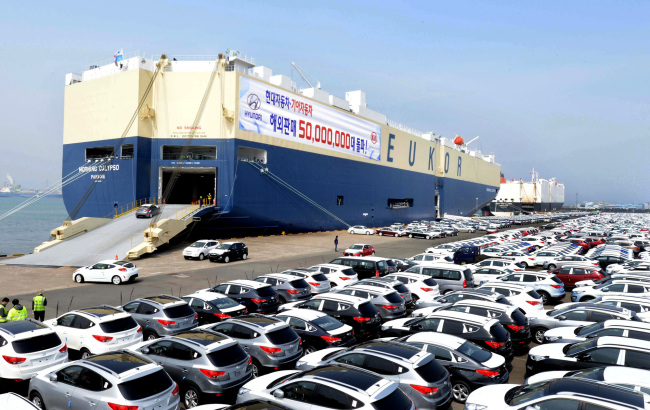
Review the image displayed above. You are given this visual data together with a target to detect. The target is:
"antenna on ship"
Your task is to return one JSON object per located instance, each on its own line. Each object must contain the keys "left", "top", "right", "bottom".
{"left": 291, "top": 62, "right": 320, "bottom": 89}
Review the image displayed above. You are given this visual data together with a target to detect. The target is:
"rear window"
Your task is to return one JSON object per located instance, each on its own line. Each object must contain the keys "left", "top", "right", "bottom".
{"left": 163, "top": 304, "right": 195, "bottom": 319}
{"left": 423, "top": 278, "right": 437, "bottom": 287}
{"left": 414, "top": 358, "right": 448, "bottom": 382}
{"left": 117, "top": 369, "right": 173, "bottom": 401}
{"left": 489, "top": 323, "right": 510, "bottom": 342}
{"left": 266, "top": 327, "right": 299, "bottom": 345}
{"left": 527, "top": 290, "right": 541, "bottom": 299}
{"left": 551, "top": 276, "right": 563, "bottom": 284}
{"left": 510, "top": 309, "right": 528, "bottom": 326}
{"left": 342, "top": 268, "right": 356, "bottom": 276}
{"left": 207, "top": 344, "right": 248, "bottom": 367}
{"left": 393, "top": 284, "right": 409, "bottom": 294}
{"left": 312, "top": 273, "right": 328, "bottom": 282}
{"left": 372, "top": 388, "right": 413, "bottom": 410}
{"left": 256, "top": 286, "right": 277, "bottom": 297}
{"left": 99, "top": 317, "right": 138, "bottom": 333}
{"left": 457, "top": 340, "right": 492, "bottom": 362}
{"left": 289, "top": 279, "right": 310, "bottom": 289}
{"left": 13, "top": 333, "right": 61, "bottom": 353}
{"left": 384, "top": 293, "right": 403, "bottom": 304}
{"left": 358, "top": 302, "right": 379, "bottom": 317}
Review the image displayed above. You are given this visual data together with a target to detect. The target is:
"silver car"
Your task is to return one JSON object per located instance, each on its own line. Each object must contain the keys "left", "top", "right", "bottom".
{"left": 120, "top": 295, "right": 198, "bottom": 340}
{"left": 543, "top": 255, "right": 600, "bottom": 270}
{"left": 495, "top": 272, "right": 565, "bottom": 304}
{"left": 254, "top": 273, "right": 312, "bottom": 303}
{"left": 28, "top": 351, "right": 180, "bottom": 410}
{"left": 571, "top": 279, "right": 650, "bottom": 302}
{"left": 542, "top": 319, "right": 650, "bottom": 344}
{"left": 130, "top": 329, "right": 253, "bottom": 408}
{"left": 282, "top": 269, "right": 331, "bottom": 294}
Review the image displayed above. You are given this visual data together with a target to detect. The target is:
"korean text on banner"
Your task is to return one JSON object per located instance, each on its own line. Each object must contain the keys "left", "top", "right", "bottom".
{"left": 238, "top": 77, "right": 381, "bottom": 161}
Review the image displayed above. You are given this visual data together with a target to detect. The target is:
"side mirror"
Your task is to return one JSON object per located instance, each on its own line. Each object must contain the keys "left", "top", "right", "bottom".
{"left": 272, "top": 389, "right": 285, "bottom": 399}
{"left": 602, "top": 288, "right": 610, "bottom": 292}
{"left": 439, "top": 299, "right": 447, "bottom": 304}
{"left": 141, "top": 348, "right": 150, "bottom": 354}
{"left": 578, "top": 353, "right": 591, "bottom": 361}
{"left": 412, "top": 324, "right": 422, "bottom": 330}
{"left": 557, "top": 315, "right": 567, "bottom": 321}
{"left": 49, "top": 374, "right": 57, "bottom": 382}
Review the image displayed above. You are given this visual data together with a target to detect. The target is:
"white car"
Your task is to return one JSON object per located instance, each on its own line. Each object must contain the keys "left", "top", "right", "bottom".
{"left": 425, "top": 244, "right": 459, "bottom": 256}
{"left": 183, "top": 239, "right": 220, "bottom": 260}
{"left": 410, "top": 253, "right": 451, "bottom": 264}
{"left": 0, "top": 393, "right": 39, "bottom": 409}
{"left": 0, "top": 320, "right": 68, "bottom": 386}
{"left": 309, "top": 264, "right": 359, "bottom": 288}
{"left": 283, "top": 269, "right": 332, "bottom": 294}
{"left": 478, "top": 282, "right": 544, "bottom": 313}
{"left": 499, "top": 251, "right": 536, "bottom": 269}
{"left": 45, "top": 306, "right": 143, "bottom": 358}
{"left": 385, "top": 272, "right": 440, "bottom": 303}
{"left": 72, "top": 260, "right": 139, "bottom": 285}
{"left": 525, "top": 366, "right": 650, "bottom": 392}
{"left": 347, "top": 225, "right": 375, "bottom": 235}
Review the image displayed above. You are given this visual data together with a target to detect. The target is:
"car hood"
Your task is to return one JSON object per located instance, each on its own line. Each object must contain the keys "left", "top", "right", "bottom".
{"left": 209, "top": 249, "right": 226, "bottom": 255}
{"left": 525, "top": 370, "right": 569, "bottom": 385}
{"left": 528, "top": 342, "right": 569, "bottom": 358}
{"left": 466, "top": 384, "right": 517, "bottom": 407}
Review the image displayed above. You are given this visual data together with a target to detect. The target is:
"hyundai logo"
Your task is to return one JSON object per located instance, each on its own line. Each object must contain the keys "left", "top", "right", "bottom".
{"left": 247, "top": 94, "right": 261, "bottom": 110}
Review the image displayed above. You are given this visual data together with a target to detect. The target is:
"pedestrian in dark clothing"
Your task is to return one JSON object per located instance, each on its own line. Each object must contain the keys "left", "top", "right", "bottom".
{"left": 334, "top": 236, "right": 339, "bottom": 252}
{"left": 32, "top": 290, "right": 47, "bottom": 322}
{"left": 0, "top": 297, "right": 9, "bottom": 323}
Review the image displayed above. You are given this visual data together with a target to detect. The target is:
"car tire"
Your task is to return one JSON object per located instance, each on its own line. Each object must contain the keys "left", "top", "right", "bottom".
{"left": 30, "top": 391, "right": 46, "bottom": 410}
{"left": 426, "top": 235, "right": 432, "bottom": 239}
{"left": 520, "top": 262, "right": 528, "bottom": 268}
{"left": 183, "top": 384, "right": 202, "bottom": 408}
{"left": 372, "top": 252, "right": 375, "bottom": 256}
{"left": 223, "top": 256, "right": 230, "bottom": 263}
{"left": 547, "top": 264, "right": 556, "bottom": 270}
{"left": 242, "top": 253, "right": 248, "bottom": 260}
{"left": 409, "top": 234, "right": 413, "bottom": 238}
{"left": 198, "top": 253, "right": 204, "bottom": 261}
{"left": 112, "top": 275, "right": 122, "bottom": 285}
{"left": 74, "top": 274, "right": 84, "bottom": 283}
{"left": 145, "top": 331, "right": 158, "bottom": 341}
{"left": 538, "top": 291, "right": 550, "bottom": 304}
{"left": 452, "top": 380, "right": 471, "bottom": 403}
{"left": 533, "top": 327, "right": 547, "bottom": 344}
{"left": 80, "top": 348, "right": 92, "bottom": 359}
{"left": 378, "top": 232, "right": 383, "bottom": 236}
{"left": 251, "top": 359, "right": 263, "bottom": 378}
{"left": 365, "top": 231, "right": 370, "bottom": 235}
{"left": 304, "top": 345, "right": 317, "bottom": 355}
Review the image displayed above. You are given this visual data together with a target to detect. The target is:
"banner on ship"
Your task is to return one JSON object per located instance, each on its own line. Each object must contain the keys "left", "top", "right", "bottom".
{"left": 238, "top": 77, "right": 381, "bottom": 161}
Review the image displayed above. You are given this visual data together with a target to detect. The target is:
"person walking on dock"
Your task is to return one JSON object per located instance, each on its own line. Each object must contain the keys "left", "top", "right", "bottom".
{"left": 334, "top": 236, "right": 339, "bottom": 252}
{"left": 0, "top": 298, "right": 9, "bottom": 323}
{"left": 7, "top": 299, "right": 27, "bottom": 321}
{"left": 32, "top": 290, "right": 47, "bottom": 322}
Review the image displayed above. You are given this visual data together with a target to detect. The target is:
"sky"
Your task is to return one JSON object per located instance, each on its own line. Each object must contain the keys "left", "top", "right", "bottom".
{"left": 1, "top": 0, "right": 648, "bottom": 204}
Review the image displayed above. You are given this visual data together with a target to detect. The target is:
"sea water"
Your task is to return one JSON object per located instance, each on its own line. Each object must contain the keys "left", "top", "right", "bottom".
{"left": 0, "top": 197, "right": 68, "bottom": 255}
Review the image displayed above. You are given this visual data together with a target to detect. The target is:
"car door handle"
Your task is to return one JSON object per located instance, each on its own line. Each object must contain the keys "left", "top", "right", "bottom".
{"left": 181, "top": 368, "right": 189, "bottom": 373}
{"left": 89, "top": 402, "right": 97, "bottom": 407}
{"left": 65, "top": 393, "right": 72, "bottom": 397}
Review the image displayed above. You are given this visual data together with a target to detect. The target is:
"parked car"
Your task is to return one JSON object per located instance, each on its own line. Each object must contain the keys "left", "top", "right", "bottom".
{"left": 542, "top": 319, "right": 650, "bottom": 344}
{"left": 571, "top": 280, "right": 650, "bottom": 302}
{"left": 135, "top": 203, "right": 161, "bottom": 218}
{"left": 309, "top": 264, "right": 359, "bottom": 288}
{"left": 495, "top": 272, "right": 565, "bottom": 304}
{"left": 343, "top": 244, "right": 375, "bottom": 257}
{"left": 413, "top": 289, "right": 512, "bottom": 311}
{"left": 525, "top": 366, "right": 650, "bottom": 393}
{"left": 405, "top": 264, "right": 476, "bottom": 294}
{"left": 274, "top": 309, "right": 356, "bottom": 354}
{"left": 347, "top": 225, "right": 375, "bottom": 235}
{"left": 182, "top": 291, "right": 247, "bottom": 324}
{"left": 119, "top": 295, "right": 198, "bottom": 340}
{"left": 254, "top": 273, "right": 312, "bottom": 303}
{"left": 549, "top": 266, "right": 605, "bottom": 289}
{"left": 328, "top": 256, "right": 389, "bottom": 279}
{"left": 72, "top": 260, "right": 139, "bottom": 285}
{"left": 183, "top": 240, "right": 220, "bottom": 260}
{"left": 376, "top": 227, "right": 405, "bottom": 237}
{"left": 478, "top": 283, "right": 544, "bottom": 314}
{"left": 385, "top": 272, "right": 441, "bottom": 303}
{"left": 543, "top": 255, "right": 599, "bottom": 270}
{"left": 354, "top": 277, "right": 414, "bottom": 307}
{"left": 282, "top": 269, "right": 331, "bottom": 294}
{"left": 208, "top": 280, "right": 281, "bottom": 314}
{"left": 334, "top": 285, "right": 407, "bottom": 320}
{"left": 208, "top": 242, "right": 248, "bottom": 263}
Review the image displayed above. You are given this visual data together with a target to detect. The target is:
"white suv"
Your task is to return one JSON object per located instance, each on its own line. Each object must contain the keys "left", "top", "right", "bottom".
{"left": 0, "top": 320, "right": 68, "bottom": 384}
{"left": 183, "top": 239, "right": 220, "bottom": 260}
{"left": 385, "top": 272, "right": 441, "bottom": 303}
{"left": 309, "top": 264, "right": 359, "bottom": 288}
{"left": 45, "top": 306, "right": 143, "bottom": 359}
{"left": 478, "top": 282, "right": 544, "bottom": 313}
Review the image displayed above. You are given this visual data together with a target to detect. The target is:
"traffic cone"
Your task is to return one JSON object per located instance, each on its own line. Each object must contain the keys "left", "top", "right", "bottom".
{"left": 115, "top": 255, "right": 118, "bottom": 260}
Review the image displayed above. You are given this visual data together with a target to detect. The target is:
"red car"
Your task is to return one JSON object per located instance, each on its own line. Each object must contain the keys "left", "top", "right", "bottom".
{"left": 343, "top": 244, "right": 375, "bottom": 256}
{"left": 568, "top": 239, "right": 590, "bottom": 252}
{"left": 550, "top": 266, "right": 605, "bottom": 288}
{"left": 375, "top": 227, "right": 404, "bottom": 237}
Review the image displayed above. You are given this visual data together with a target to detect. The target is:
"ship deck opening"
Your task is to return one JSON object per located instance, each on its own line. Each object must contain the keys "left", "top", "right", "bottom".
{"left": 160, "top": 167, "right": 216, "bottom": 204}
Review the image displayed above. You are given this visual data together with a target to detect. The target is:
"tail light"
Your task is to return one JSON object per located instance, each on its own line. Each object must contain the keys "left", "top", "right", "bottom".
{"left": 507, "top": 324, "right": 526, "bottom": 332}
{"left": 260, "top": 346, "right": 282, "bottom": 355}
{"left": 340, "top": 277, "right": 351, "bottom": 281}
{"left": 214, "top": 313, "right": 230, "bottom": 319}
{"left": 410, "top": 384, "right": 438, "bottom": 396}
{"left": 251, "top": 298, "right": 267, "bottom": 304}
{"left": 108, "top": 404, "right": 138, "bottom": 410}
{"left": 420, "top": 287, "right": 434, "bottom": 292}
{"left": 476, "top": 369, "right": 500, "bottom": 378}
{"left": 3, "top": 355, "right": 26, "bottom": 364}
{"left": 382, "top": 304, "right": 399, "bottom": 310}
{"left": 308, "top": 282, "right": 320, "bottom": 287}
{"left": 463, "top": 280, "right": 467, "bottom": 288}
{"left": 484, "top": 341, "right": 506, "bottom": 349}
{"left": 321, "top": 335, "right": 341, "bottom": 343}
{"left": 527, "top": 301, "right": 541, "bottom": 306}
{"left": 157, "top": 319, "right": 176, "bottom": 326}
{"left": 550, "top": 285, "right": 562, "bottom": 289}
{"left": 353, "top": 316, "right": 371, "bottom": 323}
{"left": 171, "top": 383, "right": 179, "bottom": 396}
{"left": 194, "top": 314, "right": 199, "bottom": 320}
{"left": 248, "top": 356, "right": 252, "bottom": 365}
{"left": 199, "top": 368, "right": 226, "bottom": 379}
{"left": 92, "top": 335, "right": 114, "bottom": 342}
{"left": 59, "top": 344, "right": 68, "bottom": 353}
{"left": 286, "top": 290, "right": 301, "bottom": 294}
{"left": 136, "top": 326, "right": 142, "bottom": 333}
{"left": 118, "top": 268, "right": 127, "bottom": 272}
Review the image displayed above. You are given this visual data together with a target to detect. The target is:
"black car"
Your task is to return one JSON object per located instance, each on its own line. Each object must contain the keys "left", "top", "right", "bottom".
{"left": 413, "top": 289, "right": 513, "bottom": 310}
{"left": 405, "top": 228, "right": 435, "bottom": 239}
{"left": 594, "top": 255, "right": 628, "bottom": 270}
{"left": 215, "top": 401, "right": 290, "bottom": 410}
{"left": 328, "top": 256, "right": 389, "bottom": 279}
{"left": 281, "top": 293, "right": 382, "bottom": 338}
{"left": 391, "top": 258, "right": 418, "bottom": 272}
{"left": 275, "top": 309, "right": 356, "bottom": 353}
{"left": 382, "top": 310, "right": 514, "bottom": 362}
{"left": 210, "top": 280, "right": 280, "bottom": 314}
{"left": 208, "top": 241, "right": 248, "bottom": 263}
{"left": 396, "top": 333, "right": 509, "bottom": 403}
{"left": 182, "top": 291, "right": 247, "bottom": 324}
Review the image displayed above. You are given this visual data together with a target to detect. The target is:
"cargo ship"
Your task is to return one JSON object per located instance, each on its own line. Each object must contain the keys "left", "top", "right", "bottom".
{"left": 487, "top": 169, "right": 565, "bottom": 215}
{"left": 61, "top": 51, "right": 501, "bottom": 234}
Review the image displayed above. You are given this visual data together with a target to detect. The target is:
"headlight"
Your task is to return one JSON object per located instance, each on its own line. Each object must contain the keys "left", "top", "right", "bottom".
{"left": 238, "top": 387, "right": 250, "bottom": 395}
{"left": 545, "top": 336, "right": 559, "bottom": 342}
{"left": 529, "top": 354, "right": 548, "bottom": 361}
{"left": 465, "top": 403, "right": 488, "bottom": 410}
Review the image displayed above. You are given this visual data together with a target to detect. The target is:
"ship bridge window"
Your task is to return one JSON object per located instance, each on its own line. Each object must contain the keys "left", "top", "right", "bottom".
{"left": 162, "top": 145, "right": 216, "bottom": 161}
{"left": 388, "top": 198, "right": 413, "bottom": 209}
{"left": 238, "top": 146, "right": 267, "bottom": 164}
{"left": 85, "top": 146, "right": 114, "bottom": 161}
{"left": 121, "top": 144, "right": 134, "bottom": 159}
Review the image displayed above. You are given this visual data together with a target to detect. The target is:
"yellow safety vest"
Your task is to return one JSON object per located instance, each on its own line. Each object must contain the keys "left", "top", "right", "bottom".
{"left": 0, "top": 305, "right": 7, "bottom": 323}
{"left": 33, "top": 295, "right": 45, "bottom": 312}
{"left": 7, "top": 307, "right": 27, "bottom": 321}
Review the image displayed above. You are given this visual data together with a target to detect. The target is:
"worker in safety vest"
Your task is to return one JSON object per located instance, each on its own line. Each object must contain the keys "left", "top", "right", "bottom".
{"left": 0, "top": 297, "right": 9, "bottom": 323}
{"left": 32, "top": 290, "right": 47, "bottom": 322}
{"left": 7, "top": 299, "right": 27, "bottom": 321}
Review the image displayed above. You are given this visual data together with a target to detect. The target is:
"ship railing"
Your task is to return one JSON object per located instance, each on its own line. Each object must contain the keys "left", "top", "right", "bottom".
{"left": 87, "top": 50, "right": 147, "bottom": 70}
{"left": 175, "top": 198, "right": 212, "bottom": 220}
{"left": 111, "top": 197, "right": 157, "bottom": 219}
{"left": 385, "top": 119, "right": 426, "bottom": 138}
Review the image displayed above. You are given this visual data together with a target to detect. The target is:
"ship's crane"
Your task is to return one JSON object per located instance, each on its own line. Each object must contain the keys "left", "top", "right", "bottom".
{"left": 291, "top": 62, "right": 321, "bottom": 89}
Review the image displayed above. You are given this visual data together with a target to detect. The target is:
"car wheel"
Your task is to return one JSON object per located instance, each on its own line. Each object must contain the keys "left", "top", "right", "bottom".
{"left": 74, "top": 274, "right": 84, "bottom": 283}
{"left": 538, "top": 291, "right": 550, "bottom": 304}
{"left": 533, "top": 328, "right": 547, "bottom": 344}
{"left": 547, "top": 264, "right": 556, "bottom": 270}
{"left": 242, "top": 253, "right": 248, "bottom": 260}
{"left": 409, "top": 234, "right": 413, "bottom": 238}
{"left": 452, "top": 380, "right": 471, "bottom": 403}
{"left": 378, "top": 232, "right": 383, "bottom": 236}
{"left": 30, "top": 391, "right": 46, "bottom": 410}
{"left": 426, "top": 235, "right": 432, "bottom": 239}
{"left": 252, "top": 359, "right": 263, "bottom": 378}
{"left": 520, "top": 262, "right": 528, "bottom": 268}
{"left": 112, "top": 275, "right": 122, "bottom": 285}
{"left": 183, "top": 384, "right": 201, "bottom": 408}
{"left": 304, "top": 345, "right": 317, "bottom": 355}
{"left": 365, "top": 231, "right": 370, "bottom": 235}
{"left": 372, "top": 251, "right": 375, "bottom": 256}
{"left": 279, "top": 296, "right": 287, "bottom": 304}
{"left": 80, "top": 348, "right": 92, "bottom": 359}
{"left": 580, "top": 296, "right": 594, "bottom": 302}
{"left": 223, "top": 256, "right": 230, "bottom": 263}
{"left": 198, "top": 253, "right": 204, "bottom": 261}
{"left": 145, "top": 331, "right": 158, "bottom": 341}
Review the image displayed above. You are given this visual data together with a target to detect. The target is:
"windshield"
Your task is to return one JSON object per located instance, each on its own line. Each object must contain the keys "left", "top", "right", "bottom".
{"left": 393, "top": 284, "right": 410, "bottom": 293}
{"left": 118, "top": 369, "right": 173, "bottom": 401}
{"left": 266, "top": 327, "right": 299, "bottom": 345}
{"left": 312, "top": 315, "right": 344, "bottom": 331}
{"left": 371, "top": 388, "right": 413, "bottom": 410}
{"left": 215, "top": 243, "right": 230, "bottom": 250}
{"left": 457, "top": 340, "right": 492, "bottom": 362}
{"left": 350, "top": 245, "right": 363, "bottom": 250}
{"left": 489, "top": 323, "right": 509, "bottom": 341}
{"left": 358, "top": 302, "right": 379, "bottom": 317}
{"left": 190, "top": 242, "right": 206, "bottom": 248}
{"left": 423, "top": 278, "right": 437, "bottom": 287}
{"left": 565, "top": 339, "right": 597, "bottom": 356}
{"left": 576, "top": 322, "right": 605, "bottom": 336}
{"left": 505, "top": 382, "right": 550, "bottom": 406}
{"left": 311, "top": 273, "right": 328, "bottom": 282}
{"left": 289, "top": 279, "right": 310, "bottom": 289}
{"left": 341, "top": 268, "right": 356, "bottom": 277}
{"left": 384, "top": 292, "right": 403, "bottom": 304}
{"left": 414, "top": 358, "right": 448, "bottom": 382}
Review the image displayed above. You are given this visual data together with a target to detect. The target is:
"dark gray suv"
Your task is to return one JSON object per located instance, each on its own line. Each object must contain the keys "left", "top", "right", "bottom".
{"left": 254, "top": 273, "right": 312, "bottom": 303}
{"left": 120, "top": 295, "right": 198, "bottom": 340}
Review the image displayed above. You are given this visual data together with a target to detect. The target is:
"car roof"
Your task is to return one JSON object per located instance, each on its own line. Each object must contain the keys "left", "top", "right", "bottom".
{"left": 276, "top": 309, "right": 326, "bottom": 321}
{"left": 547, "top": 378, "right": 643, "bottom": 408}
{"left": 560, "top": 303, "right": 631, "bottom": 315}
{"left": 596, "top": 336, "right": 650, "bottom": 349}
{"left": 598, "top": 295, "right": 650, "bottom": 303}
{"left": 343, "top": 285, "right": 395, "bottom": 296}
{"left": 358, "top": 278, "right": 401, "bottom": 286}
{"left": 301, "top": 364, "right": 388, "bottom": 393}
{"left": 353, "top": 341, "right": 423, "bottom": 362}
{"left": 259, "top": 273, "right": 304, "bottom": 281}
{"left": 227, "top": 279, "right": 271, "bottom": 289}
{"left": 601, "top": 319, "right": 650, "bottom": 331}
{"left": 231, "top": 315, "right": 286, "bottom": 329}
{"left": 312, "top": 264, "right": 350, "bottom": 270}
{"left": 403, "top": 332, "right": 467, "bottom": 349}
{"left": 96, "top": 260, "right": 119, "bottom": 265}
{"left": 448, "top": 289, "right": 503, "bottom": 299}
{"left": 84, "top": 351, "right": 153, "bottom": 375}
{"left": 349, "top": 244, "right": 372, "bottom": 247}
{"left": 76, "top": 306, "right": 127, "bottom": 319}
{"left": 450, "top": 299, "right": 515, "bottom": 312}
{"left": 172, "top": 329, "right": 234, "bottom": 349}
{"left": 386, "top": 272, "right": 430, "bottom": 280}
{"left": 140, "top": 295, "right": 185, "bottom": 305}
{"left": 480, "top": 282, "right": 534, "bottom": 291}
{"left": 313, "top": 293, "right": 367, "bottom": 305}
{"left": 0, "top": 320, "right": 50, "bottom": 337}
{"left": 185, "top": 291, "right": 230, "bottom": 301}
{"left": 427, "top": 310, "right": 495, "bottom": 325}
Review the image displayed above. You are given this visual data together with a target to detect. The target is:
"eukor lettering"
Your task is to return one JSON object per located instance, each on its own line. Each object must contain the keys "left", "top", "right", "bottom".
{"left": 428, "top": 147, "right": 435, "bottom": 170}
{"left": 408, "top": 140, "right": 416, "bottom": 166}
